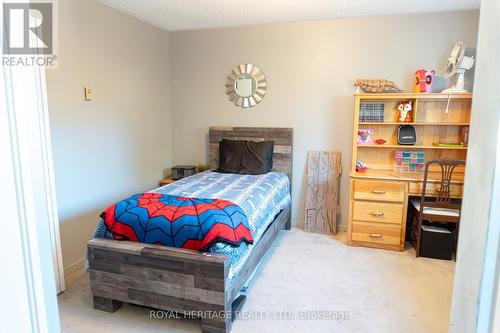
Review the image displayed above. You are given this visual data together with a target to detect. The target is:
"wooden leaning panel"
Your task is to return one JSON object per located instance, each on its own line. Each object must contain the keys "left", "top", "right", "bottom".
{"left": 304, "top": 151, "right": 341, "bottom": 234}
{"left": 88, "top": 127, "right": 293, "bottom": 333}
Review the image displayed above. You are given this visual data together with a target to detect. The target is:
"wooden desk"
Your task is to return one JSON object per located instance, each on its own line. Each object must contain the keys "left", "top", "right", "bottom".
{"left": 350, "top": 169, "right": 465, "bottom": 197}
{"left": 347, "top": 93, "right": 471, "bottom": 252}
{"left": 348, "top": 170, "right": 465, "bottom": 252}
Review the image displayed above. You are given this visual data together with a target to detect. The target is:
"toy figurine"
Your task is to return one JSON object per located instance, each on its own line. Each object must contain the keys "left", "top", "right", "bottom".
{"left": 354, "top": 82, "right": 362, "bottom": 93}
{"left": 356, "top": 161, "right": 368, "bottom": 173}
{"left": 414, "top": 69, "right": 435, "bottom": 93}
{"left": 357, "top": 128, "right": 374, "bottom": 144}
{"left": 397, "top": 100, "right": 413, "bottom": 123}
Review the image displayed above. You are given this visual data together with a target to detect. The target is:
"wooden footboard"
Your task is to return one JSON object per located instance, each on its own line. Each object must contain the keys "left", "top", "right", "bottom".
{"left": 88, "top": 206, "right": 291, "bottom": 333}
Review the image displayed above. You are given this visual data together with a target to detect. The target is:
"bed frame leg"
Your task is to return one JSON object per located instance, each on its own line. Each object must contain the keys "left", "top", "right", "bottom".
{"left": 231, "top": 295, "right": 246, "bottom": 321}
{"left": 93, "top": 295, "right": 122, "bottom": 313}
{"left": 200, "top": 317, "right": 231, "bottom": 333}
{"left": 284, "top": 217, "right": 291, "bottom": 230}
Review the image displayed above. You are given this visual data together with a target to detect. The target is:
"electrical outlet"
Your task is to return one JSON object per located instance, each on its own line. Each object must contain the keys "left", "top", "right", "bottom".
{"left": 84, "top": 87, "right": 93, "bottom": 101}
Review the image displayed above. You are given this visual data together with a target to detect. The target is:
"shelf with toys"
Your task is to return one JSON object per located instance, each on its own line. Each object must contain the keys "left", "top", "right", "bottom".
{"left": 352, "top": 92, "right": 471, "bottom": 174}
{"left": 359, "top": 122, "right": 470, "bottom": 126}
{"left": 357, "top": 144, "right": 468, "bottom": 150}
{"left": 353, "top": 92, "right": 472, "bottom": 100}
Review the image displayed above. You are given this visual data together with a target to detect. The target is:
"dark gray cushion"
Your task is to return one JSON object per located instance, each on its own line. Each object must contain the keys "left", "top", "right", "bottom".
{"left": 217, "top": 139, "right": 274, "bottom": 175}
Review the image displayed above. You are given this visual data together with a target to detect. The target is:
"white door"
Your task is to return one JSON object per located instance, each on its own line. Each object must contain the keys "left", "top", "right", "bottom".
{"left": 0, "top": 4, "right": 62, "bottom": 330}
{"left": 0, "top": 0, "right": 65, "bottom": 294}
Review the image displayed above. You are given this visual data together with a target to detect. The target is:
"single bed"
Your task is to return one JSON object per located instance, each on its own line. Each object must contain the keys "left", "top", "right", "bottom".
{"left": 87, "top": 127, "right": 293, "bottom": 333}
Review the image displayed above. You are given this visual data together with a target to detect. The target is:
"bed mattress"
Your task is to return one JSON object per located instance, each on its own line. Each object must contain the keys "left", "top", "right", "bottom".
{"left": 92, "top": 171, "right": 291, "bottom": 279}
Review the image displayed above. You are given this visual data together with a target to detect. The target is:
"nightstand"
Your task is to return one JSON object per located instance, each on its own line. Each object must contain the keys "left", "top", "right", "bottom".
{"left": 159, "top": 177, "right": 176, "bottom": 186}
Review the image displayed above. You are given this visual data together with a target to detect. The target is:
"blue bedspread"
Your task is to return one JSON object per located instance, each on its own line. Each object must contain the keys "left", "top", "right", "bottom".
{"left": 91, "top": 171, "right": 291, "bottom": 278}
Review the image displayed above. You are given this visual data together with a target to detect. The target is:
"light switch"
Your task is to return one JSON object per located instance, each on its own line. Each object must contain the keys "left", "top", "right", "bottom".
{"left": 84, "top": 87, "right": 93, "bottom": 101}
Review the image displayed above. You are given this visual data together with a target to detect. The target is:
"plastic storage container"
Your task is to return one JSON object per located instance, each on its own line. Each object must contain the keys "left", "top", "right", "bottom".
{"left": 394, "top": 151, "right": 425, "bottom": 172}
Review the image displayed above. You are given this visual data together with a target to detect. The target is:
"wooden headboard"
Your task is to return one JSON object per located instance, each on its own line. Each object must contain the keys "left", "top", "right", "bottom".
{"left": 209, "top": 126, "right": 293, "bottom": 184}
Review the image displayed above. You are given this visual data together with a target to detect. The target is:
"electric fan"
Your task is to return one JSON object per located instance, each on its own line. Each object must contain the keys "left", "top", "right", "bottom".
{"left": 442, "top": 42, "right": 474, "bottom": 93}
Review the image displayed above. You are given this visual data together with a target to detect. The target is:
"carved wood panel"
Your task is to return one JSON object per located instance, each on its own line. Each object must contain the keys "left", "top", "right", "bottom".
{"left": 305, "top": 151, "right": 341, "bottom": 234}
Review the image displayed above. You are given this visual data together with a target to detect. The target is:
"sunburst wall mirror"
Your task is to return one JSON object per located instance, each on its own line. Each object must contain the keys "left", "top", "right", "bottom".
{"left": 226, "top": 64, "right": 267, "bottom": 108}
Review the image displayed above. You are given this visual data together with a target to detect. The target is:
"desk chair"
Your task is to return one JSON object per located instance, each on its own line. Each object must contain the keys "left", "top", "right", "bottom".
{"left": 410, "top": 158, "right": 465, "bottom": 258}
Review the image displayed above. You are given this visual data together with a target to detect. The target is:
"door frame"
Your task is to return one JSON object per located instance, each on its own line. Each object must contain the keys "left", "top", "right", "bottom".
{"left": 35, "top": 61, "right": 66, "bottom": 294}
{"left": 450, "top": 0, "right": 500, "bottom": 331}
{"left": 0, "top": 0, "right": 65, "bottom": 294}
{"left": 0, "top": 1, "right": 62, "bottom": 330}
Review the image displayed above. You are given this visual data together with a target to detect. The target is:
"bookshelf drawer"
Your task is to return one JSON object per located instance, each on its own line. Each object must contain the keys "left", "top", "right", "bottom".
{"left": 351, "top": 222, "right": 401, "bottom": 246}
{"left": 353, "top": 180, "right": 406, "bottom": 202}
{"left": 352, "top": 200, "right": 404, "bottom": 224}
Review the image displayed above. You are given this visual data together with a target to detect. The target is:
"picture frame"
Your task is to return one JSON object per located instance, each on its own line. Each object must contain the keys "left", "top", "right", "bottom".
{"left": 357, "top": 128, "right": 374, "bottom": 144}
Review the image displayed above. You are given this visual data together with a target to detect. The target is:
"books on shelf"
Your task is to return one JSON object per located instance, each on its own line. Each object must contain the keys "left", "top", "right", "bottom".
{"left": 432, "top": 141, "right": 464, "bottom": 148}
{"left": 359, "top": 103, "right": 384, "bottom": 122}
{"left": 459, "top": 125, "right": 469, "bottom": 147}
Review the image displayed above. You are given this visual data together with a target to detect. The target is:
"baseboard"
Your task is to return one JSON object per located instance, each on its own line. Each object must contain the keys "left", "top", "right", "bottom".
{"left": 64, "top": 257, "right": 84, "bottom": 277}
{"left": 337, "top": 224, "right": 348, "bottom": 232}
{"left": 292, "top": 217, "right": 348, "bottom": 233}
{"left": 291, "top": 217, "right": 305, "bottom": 229}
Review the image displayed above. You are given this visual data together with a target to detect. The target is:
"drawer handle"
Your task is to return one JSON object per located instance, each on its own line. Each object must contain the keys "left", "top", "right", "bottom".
{"left": 370, "top": 233, "right": 383, "bottom": 238}
{"left": 372, "top": 190, "right": 386, "bottom": 194}
{"left": 371, "top": 211, "right": 385, "bottom": 217}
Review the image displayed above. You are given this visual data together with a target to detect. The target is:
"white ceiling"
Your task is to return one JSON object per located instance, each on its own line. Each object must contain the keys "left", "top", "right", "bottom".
{"left": 98, "top": 0, "right": 480, "bottom": 31}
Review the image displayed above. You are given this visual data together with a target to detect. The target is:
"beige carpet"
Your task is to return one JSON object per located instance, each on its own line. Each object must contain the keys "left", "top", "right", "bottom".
{"left": 58, "top": 229, "right": 455, "bottom": 333}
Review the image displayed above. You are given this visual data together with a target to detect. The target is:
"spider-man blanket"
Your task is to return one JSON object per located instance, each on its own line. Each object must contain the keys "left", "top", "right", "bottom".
{"left": 101, "top": 193, "right": 253, "bottom": 251}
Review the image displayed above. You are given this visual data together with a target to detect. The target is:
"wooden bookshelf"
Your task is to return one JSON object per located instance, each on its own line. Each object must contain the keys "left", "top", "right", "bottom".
{"left": 348, "top": 92, "right": 471, "bottom": 252}
{"left": 352, "top": 93, "right": 471, "bottom": 171}
{"left": 359, "top": 122, "right": 470, "bottom": 126}
{"left": 357, "top": 144, "right": 467, "bottom": 150}
{"left": 353, "top": 92, "right": 472, "bottom": 100}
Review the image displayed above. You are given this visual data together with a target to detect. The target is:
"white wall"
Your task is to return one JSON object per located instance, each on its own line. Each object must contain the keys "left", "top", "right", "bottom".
{"left": 450, "top": 0, "right": 500, "bottom": 330}
{"left": 169, "top": 11, "right": 479, "bottom": 228}
{"left": 46, "top": 0, "right": 172, "bottom": 273}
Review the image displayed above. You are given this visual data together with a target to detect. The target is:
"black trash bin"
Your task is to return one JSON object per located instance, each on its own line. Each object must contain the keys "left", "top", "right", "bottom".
{"left": 420, "top": 225, "right": 453, "bottom": 260}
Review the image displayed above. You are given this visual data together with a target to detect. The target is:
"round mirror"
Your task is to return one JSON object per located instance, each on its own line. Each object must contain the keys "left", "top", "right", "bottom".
{"left": 234, "top": 74, "right": 256, "bottom": 97}
{"left": 226, "top": 64, "right": 267, "bottom": 108}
